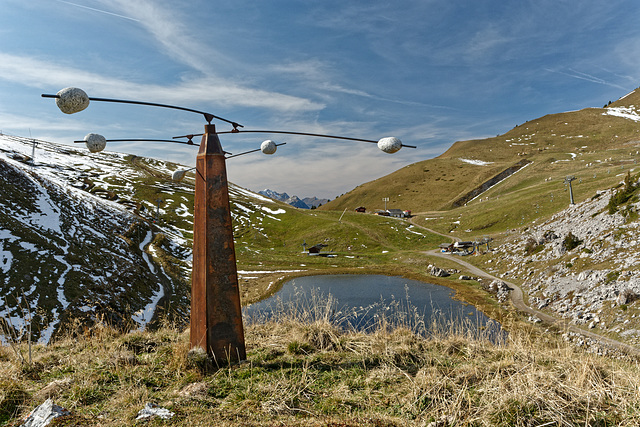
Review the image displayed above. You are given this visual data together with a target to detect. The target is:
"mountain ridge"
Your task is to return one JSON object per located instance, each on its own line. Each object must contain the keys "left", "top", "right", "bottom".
{"left": 321, "top": 87, "right": 640, "bottom": 222}
{"left": 258, "top": 189, "right": 329, "bottom": 209}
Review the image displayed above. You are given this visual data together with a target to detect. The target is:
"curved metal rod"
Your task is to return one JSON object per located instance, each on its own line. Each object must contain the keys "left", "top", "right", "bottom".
{"left": 174, "top": 129, "right": 417, "bottom": 148}
{"left": 226, "top": 142, "right": 286, "bottom": 159}
{"left": 224, "top": 129, "right": 379, "bottom": 144}
{"left": 42, "top": 93, "right": 243, "bottom": 128}
{"left": 73, "top": 138, "right": 284, "bottom": 159}
{"left": 74, "top": 138, "right": 198, "bottom": 146}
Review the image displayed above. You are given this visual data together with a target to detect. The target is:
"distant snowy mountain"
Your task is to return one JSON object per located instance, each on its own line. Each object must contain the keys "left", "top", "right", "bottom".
{"left": 258, "top": 189, "right": 329, "bottom": 209}
{"left": 284, "top": 195, "right": 309, "bottom": 209}
{"left": 258, "top": 189, "right": 289, "bottom": 202}
{"left": 0, "top": 134, "right": 289, "bottom": 343}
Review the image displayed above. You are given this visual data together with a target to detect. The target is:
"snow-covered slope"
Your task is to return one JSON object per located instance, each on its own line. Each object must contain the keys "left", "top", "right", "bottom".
{"left": 0, "top": 134, "right": 286, "bottom": 343}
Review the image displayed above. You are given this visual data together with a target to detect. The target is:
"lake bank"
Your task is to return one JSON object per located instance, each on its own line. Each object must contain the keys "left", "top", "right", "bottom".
{"left": 244, "top": 274, "right": 504, "bottom": 342}
{"left": 239, "top": 261, "right": 510, "bottom": 329}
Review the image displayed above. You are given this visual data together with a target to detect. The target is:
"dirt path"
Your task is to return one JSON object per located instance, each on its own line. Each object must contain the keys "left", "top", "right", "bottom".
{"left": 408, "top": 215, "right": 460, "bottom": 242}
{"left": 427, "top": 249, "right": 640, "bottom": 356}
{"left": 403, "top": 216, "right": 639, "bottom": 355}
{"left": 407, "top": 216, "right": 640, "bottom": 355}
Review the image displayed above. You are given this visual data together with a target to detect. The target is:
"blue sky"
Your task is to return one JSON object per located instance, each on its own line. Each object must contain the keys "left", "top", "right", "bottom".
{"left": 1, "top": 0, "right": 639, "bottom": 199}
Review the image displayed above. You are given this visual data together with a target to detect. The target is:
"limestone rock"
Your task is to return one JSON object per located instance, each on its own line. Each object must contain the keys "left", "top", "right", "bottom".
{"left": 430, "top": 266, "right": 450, "bottom": 277}
{"left": 20, "top": 399, "right": 71, "bottom": 427}
{"left": 528, "top": 315, "right": 542, "bottom": 324}
{"left": 136, "top": 403, "right": 174, "bottom": 421}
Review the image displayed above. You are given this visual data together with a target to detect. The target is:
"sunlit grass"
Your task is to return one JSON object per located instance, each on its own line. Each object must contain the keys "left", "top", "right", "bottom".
{"left": 2, "top": 295, "right": 640, "bottom": 426}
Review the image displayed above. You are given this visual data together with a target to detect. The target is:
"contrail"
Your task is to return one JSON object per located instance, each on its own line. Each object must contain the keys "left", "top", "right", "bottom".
{"left": 544, "top": 68, "right": 625, "bottom": 90}
{"left": 56, "top": 0, "right": 140, "bottom": 22}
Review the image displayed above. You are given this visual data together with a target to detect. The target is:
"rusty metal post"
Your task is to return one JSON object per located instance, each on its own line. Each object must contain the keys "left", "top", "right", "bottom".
{"left": 190, "top": 123, "right": 246, "bottom": 362}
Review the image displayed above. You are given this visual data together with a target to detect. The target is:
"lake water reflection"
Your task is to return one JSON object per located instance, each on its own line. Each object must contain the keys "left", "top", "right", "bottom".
{"left": 244, "top": 274, "right": 503, "bottom": 340}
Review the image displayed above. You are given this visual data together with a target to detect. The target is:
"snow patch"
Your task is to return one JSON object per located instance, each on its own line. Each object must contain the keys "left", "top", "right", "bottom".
{"left": 235, "top": 203, "right": 253, "bottom": 214}
{"left": 459, "top": 158, "right": 494, "bottom": 166}
{"left": 53, "top": 255, "right": 71, "bottom": 309}
{"left": 0, "top": 230, "right": 16, "bottom": 273}
{"left": 619, "top": 90, "right": 635, "bottom": 101}
{"left": 604, "top": 107, "right": 640, "bottom": 122}
{"left": 405, "top": 226, "right": 425, "bottom": 236}
{"left": 262, "top": 206, "right": 286, "bottom": 215}
{"left": 139, "top": 231, "right": 156, "bottom": 274}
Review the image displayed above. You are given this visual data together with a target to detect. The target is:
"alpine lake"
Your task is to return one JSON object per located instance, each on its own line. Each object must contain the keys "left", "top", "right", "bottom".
{"left": 244, "top": 274, "right": 504, "bottom": 341}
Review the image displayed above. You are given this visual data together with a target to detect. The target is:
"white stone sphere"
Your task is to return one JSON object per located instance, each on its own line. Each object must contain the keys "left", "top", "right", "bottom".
{"left": 172, "top": 169, "right": 187, "bottom": 182}
{"left": 377, "top": 137, "right": 402, "bottom": 154}
{"left": 84, "top": 133, "right": 107, "bottom": 153}
{"left": 56, "top": 87, "right": 90, "bottom": 114}
{"left": 261, "top": 139, "right": 277, "bottom": 155}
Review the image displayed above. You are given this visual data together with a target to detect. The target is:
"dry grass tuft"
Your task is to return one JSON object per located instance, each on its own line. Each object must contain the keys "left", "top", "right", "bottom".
{"left": 1, "top": 302, "right": 639, "bottom": 425}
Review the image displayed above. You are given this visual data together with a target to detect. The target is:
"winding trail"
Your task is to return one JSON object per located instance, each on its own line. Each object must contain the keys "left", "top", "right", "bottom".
{"left": 410, "top": 216, "right": 640, "bottom": 356}
{"left": 408, "top": 215, "right": 459, "bottom": 242}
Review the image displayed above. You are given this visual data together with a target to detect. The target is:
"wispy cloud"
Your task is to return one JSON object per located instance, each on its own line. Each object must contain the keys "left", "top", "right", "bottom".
{"left": 465, "top": 26, "right": 509, "bottom": 62}
{"left": 271, "top": 60, "right": 455, "bottom": 111}
{"left": 101, "top": 0, "right": 234, "bottom": 77}
{"left": 596, "top": 67, "right": 638, "bottom": 86}
{"left": 613, "top": 38, "right": 640, "bottom": 79}
{"left": 0, "top": 53, "right": 323, "bottom": 112}
{"left": 0, "top": 111, "right": 88, "bottom": 133}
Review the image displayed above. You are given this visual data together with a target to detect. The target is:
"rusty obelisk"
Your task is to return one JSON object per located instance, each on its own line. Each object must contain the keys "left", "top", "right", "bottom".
{"left": 190, "top": 123, "right": 246, "bottom": 362}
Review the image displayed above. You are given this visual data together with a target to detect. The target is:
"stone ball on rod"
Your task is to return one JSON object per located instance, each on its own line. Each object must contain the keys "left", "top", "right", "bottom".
{"left": 172, "top": 169, "right": 188, "bottom": 182}
{"left": 56, "top": 87, "right": 90, "bottom": 114}
{"left": 377, "top": 137, "right": 402, "bottom": 154}
{"left": 260, "top": 140, "right": 277, "bottom": 155}
{"left": 84, "top": 133, "right": 107, "bottom": 153}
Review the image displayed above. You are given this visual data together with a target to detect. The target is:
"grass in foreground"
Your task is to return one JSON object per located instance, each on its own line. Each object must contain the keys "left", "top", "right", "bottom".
{"left": 1, "top": 306, "right": 640, "bottom": 426}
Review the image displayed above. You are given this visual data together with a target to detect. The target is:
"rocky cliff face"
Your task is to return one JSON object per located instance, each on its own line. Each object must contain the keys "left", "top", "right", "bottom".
{"left": 485, "top": 184, "right": 640, "bottom": 344}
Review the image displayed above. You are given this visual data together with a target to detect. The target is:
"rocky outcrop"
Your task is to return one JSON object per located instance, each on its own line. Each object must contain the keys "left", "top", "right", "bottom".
{"left": 484, "top": 279, "right": 511, "bottom": 302}
{"left": 486, "top": 185, "right": 640, "bottom": 345}
{"left": 20, "top": 399, "right": 71, "bottom": 427}
{"left": 429, "top": 265, "right": 451, "bottom": 277}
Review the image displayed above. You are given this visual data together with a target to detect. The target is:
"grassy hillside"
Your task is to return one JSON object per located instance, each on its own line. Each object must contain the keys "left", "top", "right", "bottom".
{"left": 0, "top": 135, "right": 455, "bottom": 340}
{"left": 232, "top": 205, "right": 446, "bottom": 304}
{"left": 322, "top": 88, "right": 640, "bottom": 238}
